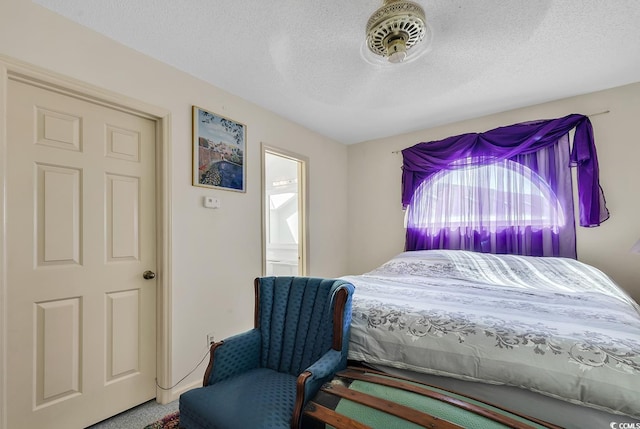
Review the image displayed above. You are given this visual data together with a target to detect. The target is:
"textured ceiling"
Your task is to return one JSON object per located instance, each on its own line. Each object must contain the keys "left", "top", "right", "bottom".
{"left": 34, "top": 0, "right": 640, "bottom": 144}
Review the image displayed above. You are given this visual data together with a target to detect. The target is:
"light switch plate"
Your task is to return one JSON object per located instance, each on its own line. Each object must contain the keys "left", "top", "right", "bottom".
{"left": 204, "top": 196, "right": 221, "bottom": 209}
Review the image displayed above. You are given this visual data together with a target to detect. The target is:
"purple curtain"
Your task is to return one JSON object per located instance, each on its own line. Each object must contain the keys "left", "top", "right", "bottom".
{"left": 402, "top": 114, "right": 609, "bottom": 257}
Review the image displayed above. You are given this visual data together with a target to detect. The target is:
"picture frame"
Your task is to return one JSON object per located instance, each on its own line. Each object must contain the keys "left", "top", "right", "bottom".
{"left": 192, "top": 106, "right": 246, "bottom": 192}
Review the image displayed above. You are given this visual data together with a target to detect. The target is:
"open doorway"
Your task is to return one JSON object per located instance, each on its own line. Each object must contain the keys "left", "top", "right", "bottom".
{"left": 262, "top": 145, "right": 308, "bottom": 276}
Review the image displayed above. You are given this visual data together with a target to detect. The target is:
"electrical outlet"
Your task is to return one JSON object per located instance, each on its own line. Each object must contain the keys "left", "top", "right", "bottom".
{"left": 206, "top": 333, "right": 215, "bottom": 347}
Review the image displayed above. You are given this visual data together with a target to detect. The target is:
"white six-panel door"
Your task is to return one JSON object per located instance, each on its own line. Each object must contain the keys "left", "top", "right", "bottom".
{"left": 6, "top": 78, "right": 157, "bottom": 428}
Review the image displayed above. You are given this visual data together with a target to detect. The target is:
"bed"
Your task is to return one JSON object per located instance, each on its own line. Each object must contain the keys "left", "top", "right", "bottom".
{"left": 341, "top": 250, "right": 640, "bottom": 428}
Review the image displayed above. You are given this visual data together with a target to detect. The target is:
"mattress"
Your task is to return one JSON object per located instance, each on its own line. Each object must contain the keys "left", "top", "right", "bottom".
{"left": 342, "top": 250, "right": 640, "bottom": 420}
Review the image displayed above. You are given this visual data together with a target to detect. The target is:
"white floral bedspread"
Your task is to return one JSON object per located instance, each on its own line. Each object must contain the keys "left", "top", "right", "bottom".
{"left": 342, "top": 250, "right": 640, "bottom": 418}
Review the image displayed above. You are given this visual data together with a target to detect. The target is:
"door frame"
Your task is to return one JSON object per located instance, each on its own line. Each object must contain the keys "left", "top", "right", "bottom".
{"left": 0, "top": 55, "right": 174, "bottom": 429}
{"left": 261, "top": 144, "right": 309, "bottom": 276}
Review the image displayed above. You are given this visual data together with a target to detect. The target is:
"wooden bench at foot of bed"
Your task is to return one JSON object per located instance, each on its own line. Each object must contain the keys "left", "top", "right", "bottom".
{"left": 301, "top": 367, "right": 561, "bottom": 429}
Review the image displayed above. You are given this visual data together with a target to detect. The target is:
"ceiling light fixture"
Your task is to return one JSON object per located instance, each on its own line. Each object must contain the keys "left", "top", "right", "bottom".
{"left": 366, "top": 0, "right": 427, "bottom": 64}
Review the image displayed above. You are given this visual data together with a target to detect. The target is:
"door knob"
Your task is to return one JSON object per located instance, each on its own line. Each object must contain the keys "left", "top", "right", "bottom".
{"left": 143, "top": 270, "right": 156, "bottom": 280}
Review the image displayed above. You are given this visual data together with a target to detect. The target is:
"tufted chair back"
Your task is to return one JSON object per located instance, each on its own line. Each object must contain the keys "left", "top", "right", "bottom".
{"left": 257, "top": 276, "right": 350, "bottom": 376}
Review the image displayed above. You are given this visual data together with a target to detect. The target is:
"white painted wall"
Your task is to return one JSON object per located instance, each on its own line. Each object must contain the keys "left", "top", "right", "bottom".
{"left": 347, "top": 82, "right": 640, "bottom": 303}
{"left": 0, "top": 0, "right": 348, "bottom": 396}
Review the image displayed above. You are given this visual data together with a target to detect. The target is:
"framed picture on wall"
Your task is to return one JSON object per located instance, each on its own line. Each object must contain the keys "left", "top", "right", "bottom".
{"left": 192, "top": 106, "right": 246, "bottom": 192}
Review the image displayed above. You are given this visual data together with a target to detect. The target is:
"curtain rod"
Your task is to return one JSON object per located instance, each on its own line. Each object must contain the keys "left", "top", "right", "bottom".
{"left": 391, "top": 110, "right": 611, "bottom": 154}
{"left": 588, "top": 109, "right": 610, "bottom": 117}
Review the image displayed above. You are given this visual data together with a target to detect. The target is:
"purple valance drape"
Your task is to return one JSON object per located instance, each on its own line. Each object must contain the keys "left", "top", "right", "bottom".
{"left": 401, "top": 114, "right": 609, "bottom": 227}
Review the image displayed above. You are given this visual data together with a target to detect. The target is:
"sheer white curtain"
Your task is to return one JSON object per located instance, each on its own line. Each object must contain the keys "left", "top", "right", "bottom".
{"left": 405, "top": 136, "right": 576, "bottom": 256}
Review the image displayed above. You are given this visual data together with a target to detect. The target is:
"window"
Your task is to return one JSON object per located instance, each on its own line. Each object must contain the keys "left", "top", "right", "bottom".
{"left": 406, "top": 158, "right": 565, "bottom": 233}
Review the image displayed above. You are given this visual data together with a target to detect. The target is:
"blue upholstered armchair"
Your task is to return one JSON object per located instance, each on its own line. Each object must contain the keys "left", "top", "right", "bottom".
{"left": 179, "top": 276, "right": 355, "bottom": 429}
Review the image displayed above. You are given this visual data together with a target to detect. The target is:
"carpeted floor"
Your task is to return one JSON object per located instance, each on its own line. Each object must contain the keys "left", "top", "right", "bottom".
{"left": 142, "top": 411, "right": 179, "bottom": 429}
{"left": 86, "top": 399, "right": 179, "bottom": 429}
